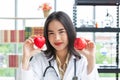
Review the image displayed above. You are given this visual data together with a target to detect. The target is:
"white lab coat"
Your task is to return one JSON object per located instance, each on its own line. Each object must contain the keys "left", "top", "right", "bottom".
{"left": 21, "top": 52, "right": 100, "bottom": 80}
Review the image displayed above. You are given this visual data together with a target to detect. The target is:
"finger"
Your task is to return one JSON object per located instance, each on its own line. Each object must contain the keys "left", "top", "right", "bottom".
{"left": 28, "top": 35, "right": 42, "bottom": 43}
{"left": 24, "top": 38, "right": 35, "bottom": 48}
{"left": 87, "top": 41, "right": 95, "bottom": 48}
{"left": 28, "top": 37, "right": 34, "bottom": 42}
{"left": 30, "top": 35, "right": 40, "bottom": 39}
{"left": 25, "top": 38, "right": 33, "bottom": 44}
{"left": 85, "top": 39, "right": 90, "bottom": 43}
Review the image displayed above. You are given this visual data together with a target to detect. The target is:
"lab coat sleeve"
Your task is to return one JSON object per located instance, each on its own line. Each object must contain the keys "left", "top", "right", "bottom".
{"left": 80, "top": 56, "right": 100, "bottom": 80}
{"left": 21, "top": 53, "right": 44, "bottom": 80}
{"left": 87, "top": 66, "right": 100, "bottom": 80}
{"left": 21, "top": 68, "right": 34, "bottom": 80}
{"left": 20, "top": 62, "right": 40, "bottom": 80}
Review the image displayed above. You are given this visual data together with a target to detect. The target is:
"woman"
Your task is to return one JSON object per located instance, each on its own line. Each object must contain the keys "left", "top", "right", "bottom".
{"left": 21, "top": 11, "right": 99, "bottom": 80}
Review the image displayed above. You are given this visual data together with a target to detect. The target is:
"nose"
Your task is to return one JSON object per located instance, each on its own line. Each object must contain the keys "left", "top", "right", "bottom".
{"left": 55, "top": 33, "right": 61, "bottom": 41}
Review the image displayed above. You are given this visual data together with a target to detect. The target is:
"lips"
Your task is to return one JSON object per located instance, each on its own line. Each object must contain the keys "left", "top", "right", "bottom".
{"left": 54, "top": 42, "right": 63, "bottom": 46}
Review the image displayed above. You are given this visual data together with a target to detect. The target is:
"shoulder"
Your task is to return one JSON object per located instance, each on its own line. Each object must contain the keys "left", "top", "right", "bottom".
{"left": 34, "top": 51, "right": 46, "bottom": 59}
{"left": 70, "top": 54, "right": 87, "bottom": 63}
{"left": 30, "top": 51, "right": 48, "bottom": 64}
{"left": 76, "top": 55, "right": 88, "bottom": 65}
{"left": 28, "top": 51, "right": 49, "bottom": 78}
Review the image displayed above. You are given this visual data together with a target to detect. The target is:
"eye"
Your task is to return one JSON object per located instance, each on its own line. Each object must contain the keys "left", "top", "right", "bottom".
{"left": 48, "top": 32, "right": 54, "bottom": 35}
{"left": 60, "top": 31, "right": 64, "bottom": 33}
{"left": 59, "top": 30, "right": 66, "bottom": 34}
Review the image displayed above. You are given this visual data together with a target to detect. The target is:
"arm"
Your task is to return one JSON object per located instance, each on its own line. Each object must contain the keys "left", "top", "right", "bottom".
{"left": 77, "top": 39, "right": 96, "bottom": 74}
{"left": 21, "top": 35, "right": 42, "bottom": 80}
{"left": 21, "top": 56, "right": 43, "bottom": 80}
{"left": 84, "top": 41, "right": 96, "bottom": 74}
{"left": 22, "top": 35, "right": 41, "bottom": 70}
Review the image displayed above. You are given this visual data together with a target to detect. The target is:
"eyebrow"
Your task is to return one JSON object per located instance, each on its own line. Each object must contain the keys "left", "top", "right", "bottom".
{"left": 58, "top": 28, "right": 65, "bottom": 31}
{"left": 48, "top": 28, "right": 65, "bottom": 32}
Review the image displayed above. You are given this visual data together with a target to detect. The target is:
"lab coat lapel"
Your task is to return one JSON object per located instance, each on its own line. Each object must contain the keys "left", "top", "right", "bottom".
{"left": 53, "top": 59, "right": 61, "bottom": 79}
{"left": 63, "top": 55, "right": 75, "bottom": 80}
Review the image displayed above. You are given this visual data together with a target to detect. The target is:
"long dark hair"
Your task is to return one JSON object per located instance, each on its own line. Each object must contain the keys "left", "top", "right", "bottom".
{"left": 44, "top": 11, "right": 81, "bottom": 59}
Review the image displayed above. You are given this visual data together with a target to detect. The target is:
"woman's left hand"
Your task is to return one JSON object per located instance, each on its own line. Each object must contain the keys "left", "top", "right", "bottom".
{"left": 76, "top": 39, "right": 96, "bottom": 74}
{"left": 81, "top": 39, "right": 95, "bottom": 58}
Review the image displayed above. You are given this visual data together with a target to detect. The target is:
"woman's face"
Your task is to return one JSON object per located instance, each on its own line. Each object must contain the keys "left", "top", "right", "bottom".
{"left": 48, "top": 20, "right": 68, "bottom": 52}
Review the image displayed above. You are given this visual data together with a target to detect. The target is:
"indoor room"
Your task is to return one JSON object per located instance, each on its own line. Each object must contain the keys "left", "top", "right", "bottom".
{"left": 0, "top": 0, "right": 120, "bottom": 80}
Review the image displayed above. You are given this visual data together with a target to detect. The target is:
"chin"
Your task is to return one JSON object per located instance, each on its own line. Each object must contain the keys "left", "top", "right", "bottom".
{"left": 55, "top": 47, "right": 64, "bottom": 51}
{"left": 55, "top": 48, "right": 63, "bottom": 51}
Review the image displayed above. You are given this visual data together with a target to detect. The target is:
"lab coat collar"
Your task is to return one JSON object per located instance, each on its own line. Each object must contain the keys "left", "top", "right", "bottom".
{"left": 46, "top": 55, "right": 61, "bottom": 79}
{"left": 47, "top": 54, "right": 78, "bottom": 80}
{"left": 47, "top": 55, "right": 54, "bottom": 62}
{"left": 54, "top": 60, "right": 61, "bottom": 79}
{"left": 46, "top": 53, "right": 79, "bottom": 62}
{"left": 63, "top": 55, "right": 76, "bottom": 80}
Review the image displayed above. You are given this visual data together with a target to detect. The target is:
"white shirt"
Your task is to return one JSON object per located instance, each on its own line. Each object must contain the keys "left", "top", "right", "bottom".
{"left": 21, "top": 52, "right": 100, "bottom": 80}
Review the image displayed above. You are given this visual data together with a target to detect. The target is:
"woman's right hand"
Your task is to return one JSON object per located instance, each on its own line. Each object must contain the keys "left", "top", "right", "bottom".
{"left": 22, "top": 35, "right": 41, "bottom": 70}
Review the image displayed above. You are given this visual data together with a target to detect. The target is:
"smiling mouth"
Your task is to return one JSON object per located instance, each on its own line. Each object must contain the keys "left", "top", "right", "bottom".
{"left": 54, "top": 42, "right": 63, "bottom": 46}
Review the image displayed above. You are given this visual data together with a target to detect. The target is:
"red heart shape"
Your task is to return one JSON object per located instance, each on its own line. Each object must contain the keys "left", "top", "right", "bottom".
{"left": 34, "top": 36, "right": 45, "bottom": 48}
{"left": 74, "top": 38, "right": 86, "bottom": 50}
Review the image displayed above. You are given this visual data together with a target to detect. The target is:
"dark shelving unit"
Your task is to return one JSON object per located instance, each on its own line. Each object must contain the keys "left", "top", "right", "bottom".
{"left": 73, "top": 0, "right": 120, "bottom": 80}
{"left": 75, "top": 28, "right": 120, "bottom": 32}
{"left": 75, "top": 0, "right": 120, "bottom": 5}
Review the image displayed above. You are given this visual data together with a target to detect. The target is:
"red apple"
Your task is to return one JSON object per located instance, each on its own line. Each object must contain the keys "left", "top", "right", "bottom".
{"left": 74, "top": 38, "right": 87, "bottom": 50}
{"left": 34, "top": 36, "right": 45, "bottom": 48}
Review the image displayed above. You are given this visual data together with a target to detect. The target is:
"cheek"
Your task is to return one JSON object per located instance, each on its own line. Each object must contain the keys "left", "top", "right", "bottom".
{"left": 48, "top": 36, "right": 54, "bottom": 45}
{"left": 63, "top": 34, "right": 69, "bottom": 43}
